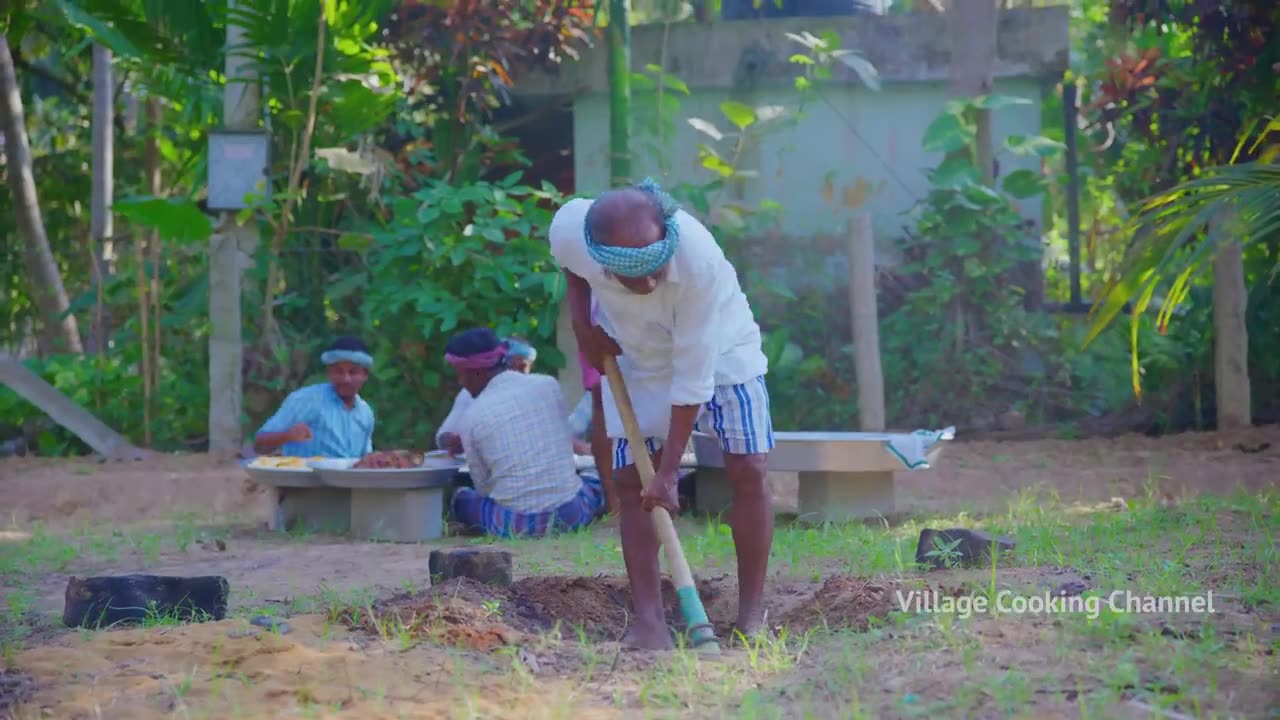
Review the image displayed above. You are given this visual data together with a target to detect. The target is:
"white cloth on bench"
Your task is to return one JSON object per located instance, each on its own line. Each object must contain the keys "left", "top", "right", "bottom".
{"left": 879, "top": 426, "right": 956, "bottom": 469}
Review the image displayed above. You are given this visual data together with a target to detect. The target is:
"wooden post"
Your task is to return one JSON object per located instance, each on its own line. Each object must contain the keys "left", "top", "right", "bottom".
{"left": 948, "top": 0, "right": 997, "bottom": 185}
{"left": 1212, "top": 213, "right": 1251, "bottom": 429}
{"left": 848, "top": 214, "right": 885, "bottom": 432}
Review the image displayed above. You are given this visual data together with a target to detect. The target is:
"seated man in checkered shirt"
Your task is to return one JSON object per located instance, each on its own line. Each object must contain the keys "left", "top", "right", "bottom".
{"left": 445, "top": 327, "right": 606, "bottom": 538}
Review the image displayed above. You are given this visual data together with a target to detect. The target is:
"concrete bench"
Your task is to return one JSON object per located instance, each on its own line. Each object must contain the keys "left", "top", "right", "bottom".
{"left": 253, "top": 461, "right": 454, "bottom": 542}
{"left": 690, "top": 428, "right": 954, "bottom": 522}
{"left": 268, "top": 485, "right": 352, "bottom": 535}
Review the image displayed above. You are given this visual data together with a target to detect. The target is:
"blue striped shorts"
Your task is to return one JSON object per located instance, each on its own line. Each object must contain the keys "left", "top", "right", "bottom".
{"left": 612, "top": 375, "right": 775, "bottom": 470}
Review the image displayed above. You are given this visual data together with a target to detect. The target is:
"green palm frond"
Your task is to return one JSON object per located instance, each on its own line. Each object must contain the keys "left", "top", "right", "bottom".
{"left": 53, "top": 0, "right": 197, "bottom": 66}
{"left": 137, "top": 0, "right": 223, "bottom": 69}
{"left": 1086, "top": 119, "right": 1280, "bottom": 399}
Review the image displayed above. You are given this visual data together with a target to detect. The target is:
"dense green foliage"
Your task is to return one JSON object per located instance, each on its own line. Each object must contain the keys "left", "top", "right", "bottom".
{"left": 1, "top": 1, "right": 1275, "bottom": 456}
{"left": 0, "top": 0, "right": 590, "bottom": 453}
{"left": 1078, "top": 0, "right": 1280, "bottom": 398}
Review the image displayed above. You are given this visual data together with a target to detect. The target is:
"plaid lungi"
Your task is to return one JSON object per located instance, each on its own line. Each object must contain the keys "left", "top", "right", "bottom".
{"left": 451, "top": 474, "right": 605, "bottom": 538}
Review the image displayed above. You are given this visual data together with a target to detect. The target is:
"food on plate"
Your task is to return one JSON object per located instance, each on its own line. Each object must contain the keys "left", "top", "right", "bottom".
{"left": 249, "top": 456, "right": 322, "bottom": 469}
{"left": 353, "top": 449, "right": 424, "bottom": 469}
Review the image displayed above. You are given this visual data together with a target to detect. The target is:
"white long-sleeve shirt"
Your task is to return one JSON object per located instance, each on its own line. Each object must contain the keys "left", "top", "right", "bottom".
{"left": 548, "top": 197, "right": 768, "bottom": 440}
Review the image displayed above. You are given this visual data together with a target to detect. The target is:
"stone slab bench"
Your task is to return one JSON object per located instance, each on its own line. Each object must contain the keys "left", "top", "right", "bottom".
{"left": 690, "top": 428, "right": 954, "bottom": 522}
{"left": 250, "top": 460, "right": 455, "bottom": 543}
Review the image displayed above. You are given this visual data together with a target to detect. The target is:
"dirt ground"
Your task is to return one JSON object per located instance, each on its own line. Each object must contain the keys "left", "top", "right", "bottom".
{"left": 1, "top": 427, "right": 1274, "bottom": 617}
{"left": 1, "top": 427, "right": 1277, "bottom": 719}
{"left": 3, "top": 426, "right": 1276, "bottom": 529}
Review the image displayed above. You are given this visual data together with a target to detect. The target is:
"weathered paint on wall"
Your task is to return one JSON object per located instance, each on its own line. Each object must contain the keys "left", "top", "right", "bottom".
{"left": 534, "top": 9, "right": 1068, "bottom": 401}
{"left": 519, "top": 8, "right": 1068, "bottom": 96}
{"left": 571, "top": 78, "right": 1049, "bottom": 249}
{"left": 556, "top": 79, "right": 1048, "bottom": 405}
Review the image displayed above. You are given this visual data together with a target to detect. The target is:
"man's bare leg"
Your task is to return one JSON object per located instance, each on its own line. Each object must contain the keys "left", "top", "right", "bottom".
{"left": 724, "top": 452, "right": 772, "bottom": 635}
{"left": 616, "top": 448, "right": 674, "bottom": 650}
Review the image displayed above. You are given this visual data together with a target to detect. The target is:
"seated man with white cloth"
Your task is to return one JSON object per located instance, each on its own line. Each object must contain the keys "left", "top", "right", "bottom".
{"left": 443, "top": 328, "right": 606, "bottom": 538}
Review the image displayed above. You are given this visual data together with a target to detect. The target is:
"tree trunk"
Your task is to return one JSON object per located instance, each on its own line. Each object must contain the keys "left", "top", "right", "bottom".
{"left": 135, "top": 97, "right": 163, "bottom": 447}
{"left": 607, "top": 0, "right": 632, "bottom": 187}
{"left": 147, "top": 100, "right": 163, "bottom": 419}
{"left": 90, "top": 43, "right": 115, "bottom": 355}
{"left": 260, "top": 4, "right": 326, "bottom": 348}
{"left": 1212, "top": 232, "right": 1251, "bottom": 430}
{"left": 948, "top": 0, "right": 996, "bottom": 184}
{"left": 0, "top": 36, "right": 84, "bottom": 355}
{"left": 0, "top": 354, "right": 142, "bottom": 459}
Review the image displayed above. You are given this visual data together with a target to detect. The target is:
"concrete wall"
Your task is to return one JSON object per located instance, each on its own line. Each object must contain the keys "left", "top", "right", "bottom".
{"left": 571, "top": 78, "right": 1049, "bottom": 245}
{"left": 519, "top": 8, "right": 1068, "bottom": 96}
{"left": 526, "top": 8, "right": 1069, "bottom": 406}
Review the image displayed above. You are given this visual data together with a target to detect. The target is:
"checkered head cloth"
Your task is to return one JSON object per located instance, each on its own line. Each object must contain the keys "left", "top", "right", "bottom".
{"left": 583, "top": 177, "right": 681, "bottom": 278}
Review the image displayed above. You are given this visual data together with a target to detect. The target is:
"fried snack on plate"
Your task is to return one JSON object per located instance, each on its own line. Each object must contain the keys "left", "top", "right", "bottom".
{"left": 249, "top": 456, "right": 317, "bottom": 469}
{"left": 353, "top": 449, "right": 424, "bottom": 469}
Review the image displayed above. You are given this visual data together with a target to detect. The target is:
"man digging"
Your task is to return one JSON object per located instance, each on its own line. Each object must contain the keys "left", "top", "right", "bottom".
{"left": 549, "top": 178, "right": 775, "bottom": 650}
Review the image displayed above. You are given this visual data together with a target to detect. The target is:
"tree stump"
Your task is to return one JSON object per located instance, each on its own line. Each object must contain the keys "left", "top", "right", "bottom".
{"left": 915, "top": 528, "right": 1015, "bottom": 570}
{"left": 63, "top": 574, "right": 230, "bottom": 628}
{"left": 429, "top": 547, "right": 513, "bottom": 586}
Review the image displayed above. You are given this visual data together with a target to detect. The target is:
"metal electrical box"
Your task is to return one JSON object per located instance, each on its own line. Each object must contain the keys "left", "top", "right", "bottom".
{"left": 207, "top": 130, "right": 270, "bottom": 210}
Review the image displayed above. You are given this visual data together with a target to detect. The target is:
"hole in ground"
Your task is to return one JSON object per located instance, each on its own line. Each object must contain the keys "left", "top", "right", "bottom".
{"left": 347, "top": 574, "right": 904, "bottom": 650}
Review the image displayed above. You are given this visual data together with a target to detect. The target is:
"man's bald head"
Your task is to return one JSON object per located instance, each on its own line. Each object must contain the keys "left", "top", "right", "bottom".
{"left": 585, "top": 187, "right": 667, "bottom": 249}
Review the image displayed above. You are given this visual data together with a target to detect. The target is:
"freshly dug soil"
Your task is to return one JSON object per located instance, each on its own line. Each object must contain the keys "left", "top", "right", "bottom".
{"left": 775, "top": 576, "right": 900, "bottom": 632}
{"left": 354, "top": 574, "right": 903, "bottom": 649}
{"left": 355, "top": 575, "right": 673, "bottom": 648}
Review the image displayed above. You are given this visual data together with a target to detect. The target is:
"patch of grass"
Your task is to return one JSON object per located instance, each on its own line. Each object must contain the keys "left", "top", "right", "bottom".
{"left": 466, "top": 487, "right": 1276, "bottom": 718}
{"left": 0, "top": 524, "right": 80, "bottom": 577}
{"left": 1, "top": 480, "right": 1274, "bottom": 719}
{"left": 308, "top": 583, "right": 379, "bottom": 623}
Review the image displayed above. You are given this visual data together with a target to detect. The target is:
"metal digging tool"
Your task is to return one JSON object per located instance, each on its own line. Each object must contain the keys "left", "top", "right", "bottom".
{"left": 602, "top": 355, "right": 720, "bottom": 654}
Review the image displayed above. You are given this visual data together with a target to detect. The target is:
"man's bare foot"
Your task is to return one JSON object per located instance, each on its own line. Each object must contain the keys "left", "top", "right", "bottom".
{"left": 622, "top": 621, "right": 675, "bottom": 650}
{"left": 732, "top": 606, "right": 767, "bottom": 639}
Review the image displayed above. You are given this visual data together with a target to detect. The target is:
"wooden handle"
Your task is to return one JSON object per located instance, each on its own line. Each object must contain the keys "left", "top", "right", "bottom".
{"left": 601, "top": 357, "right": 697, "bottom": 588}
{"left": 602, "top": 354, "right": 718, "bottom": 651}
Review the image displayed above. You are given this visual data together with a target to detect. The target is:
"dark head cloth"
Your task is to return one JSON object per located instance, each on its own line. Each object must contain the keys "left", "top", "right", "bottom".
{"left": 445, "top": 328, "right": 507, "bottom": 369}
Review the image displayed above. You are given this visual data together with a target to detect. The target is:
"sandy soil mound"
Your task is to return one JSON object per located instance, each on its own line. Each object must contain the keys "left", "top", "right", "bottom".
{"left": 12, "top": 615, "right": 605, "bottom": 720}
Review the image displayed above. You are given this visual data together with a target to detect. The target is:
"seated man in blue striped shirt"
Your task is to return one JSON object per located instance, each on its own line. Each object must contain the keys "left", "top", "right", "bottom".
{"left": 445, "top": 328, "right": 605, "bottom": 538}
{"left": 253, "top": 337, "right": 376, "bottom": 458}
